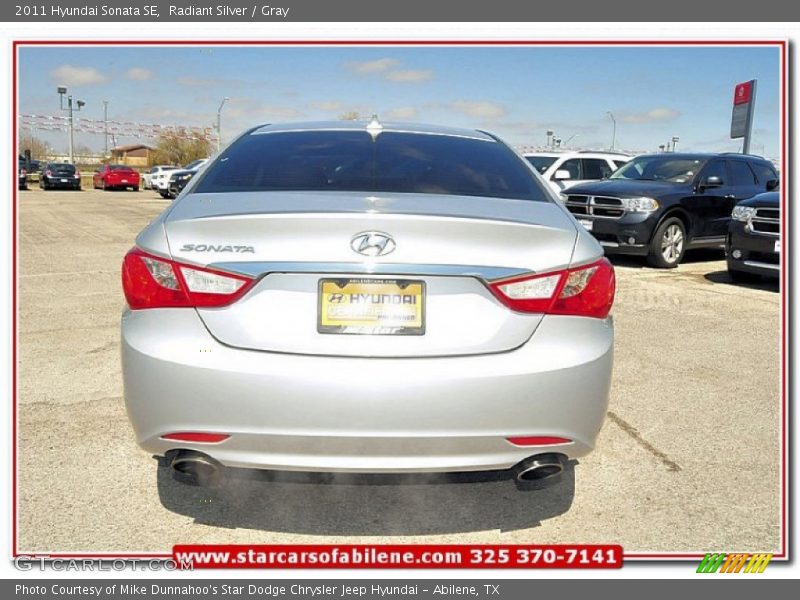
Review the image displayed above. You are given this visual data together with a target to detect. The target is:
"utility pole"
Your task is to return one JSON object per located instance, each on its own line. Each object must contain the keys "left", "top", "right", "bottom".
{"left": 607, "top": 111, "right": 616, "bottom": 151}
{"left": 103, "top": 100, "right": 109, "bottom": 157}
{"left": 216, "top": 97, "right": 230, "bottom": 153}
{"left": 57, "top": 86, "right": 85, "bottom": 164}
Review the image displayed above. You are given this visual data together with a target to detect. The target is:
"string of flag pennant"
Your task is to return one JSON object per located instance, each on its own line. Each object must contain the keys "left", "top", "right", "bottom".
{"left": 18, "top": 114, "right": 217, "bottom": 141}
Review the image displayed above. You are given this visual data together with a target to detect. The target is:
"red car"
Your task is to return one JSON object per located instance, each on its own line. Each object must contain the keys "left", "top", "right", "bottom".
{"left": 93, "top": 164, "right": 140, "bottom": 191}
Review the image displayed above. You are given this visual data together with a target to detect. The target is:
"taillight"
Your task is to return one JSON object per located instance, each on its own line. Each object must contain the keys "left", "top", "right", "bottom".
{"left": 489, "top": 258, "right": 615, "bottom": 319}
{"left": 45, "top": 169, "right": 52, "bottom": 177}
{"left": 20, "top": 169, "right": 26, "bottom": 176}
{"left": 121, "top": 247, "right": 254, "bottom": 309}
{"left": 75, "top": 170, "right": 81, "bottom": 178}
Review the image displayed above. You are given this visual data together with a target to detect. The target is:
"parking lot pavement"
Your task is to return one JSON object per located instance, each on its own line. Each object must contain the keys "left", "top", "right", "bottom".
{"left": 17, "top": 188, "right": 781, "bottom": 554}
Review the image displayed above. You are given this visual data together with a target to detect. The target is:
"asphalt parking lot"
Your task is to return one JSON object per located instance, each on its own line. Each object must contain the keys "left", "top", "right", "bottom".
{"left": 17, "top": 188, "right": 781, "bottom": 555}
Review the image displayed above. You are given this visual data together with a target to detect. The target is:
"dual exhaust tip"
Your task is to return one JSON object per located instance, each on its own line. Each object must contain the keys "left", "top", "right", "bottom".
{"left": 169, "top": 449, "right": 567, "bottom": 489}
{"left": 511, "top": 453, "right": 567, "bottom": 488}
{"left": 169, "top": 450, "right": 223, "bottom": 486}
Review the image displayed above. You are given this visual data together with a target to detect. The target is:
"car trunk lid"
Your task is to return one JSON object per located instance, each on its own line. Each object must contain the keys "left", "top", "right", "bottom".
{"left": 161, "top": 191, "right": 579, "bottom": 357}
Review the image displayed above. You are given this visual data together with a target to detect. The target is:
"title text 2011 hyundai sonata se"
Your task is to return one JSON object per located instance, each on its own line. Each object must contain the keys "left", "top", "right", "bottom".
{"left": 121, "top": 119, "right": 615, "bottom": 489}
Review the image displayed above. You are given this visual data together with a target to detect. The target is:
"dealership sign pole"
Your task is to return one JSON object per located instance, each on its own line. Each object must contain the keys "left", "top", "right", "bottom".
{"left": 730, "top": 79, "right": 757, "bottom": 154}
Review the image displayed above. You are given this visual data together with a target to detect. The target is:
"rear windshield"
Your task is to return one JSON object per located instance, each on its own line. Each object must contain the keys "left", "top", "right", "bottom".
{"left": 194, "top": 130, "right": 550, "bottom": 202}
{"left": 109, "top": 164, "right": 131, "bottom": 171}
{"left": 49, "top": 163, "right": 76, "bottom": 173}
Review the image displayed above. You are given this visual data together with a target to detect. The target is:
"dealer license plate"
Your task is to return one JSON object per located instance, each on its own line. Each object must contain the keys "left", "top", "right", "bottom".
{"left": 60, "top": 178, "right": 68, "bottom": 183}
{"left": 318, "top": 278, "right": 425, "bottom": 335}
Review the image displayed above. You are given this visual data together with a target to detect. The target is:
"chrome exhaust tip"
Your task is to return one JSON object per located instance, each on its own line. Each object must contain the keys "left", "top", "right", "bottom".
{"left": 512, "top": 453, "right": 567, "bottom": 487}
{"left": 169, "top": 450, "right": 223, "bottom": 486}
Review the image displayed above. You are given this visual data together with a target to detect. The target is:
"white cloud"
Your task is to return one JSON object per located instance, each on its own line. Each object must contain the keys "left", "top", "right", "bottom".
{"left": 126, "top": 67, "right": 153, "bottom": 81}
{"left": 385, "top": 106, "right": 418, "bottom": 120}
{"left": 450, "top": 100, "right": 506, "bottom": 120}
{"left": 619, "top": 107, "right": 681, "bottom": 124}
{"left": 346, "top": 58, "right": 401, "bottom": 74}
{"left": 51, "top": 64, "right": 107, "bottom": 86}
{"left": 385, "top": 70, "right": 434, "bottom": 84}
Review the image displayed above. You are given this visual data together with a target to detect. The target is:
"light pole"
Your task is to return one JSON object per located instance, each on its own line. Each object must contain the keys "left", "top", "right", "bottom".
{"left": 103, "top": 100, "right": 109, "bottom": 157}
{"left": 58, "top": 86, "right": 85, "bottom": 164}
{"left": 671, "top": 136, "right": 680, "bottom": 153}
{"left": 564, "top": 134, "right": 579, "bottom": 148}
{"left": 606, "top": 111, "right": 616, "bottom": 151}
{"left": 216, "top": 97, "right": 230, "bottom": 153}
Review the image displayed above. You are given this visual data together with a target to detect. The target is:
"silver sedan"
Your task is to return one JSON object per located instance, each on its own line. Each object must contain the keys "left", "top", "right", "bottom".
{"left": 121, "top": 119, "right": 615, "bottom": 489}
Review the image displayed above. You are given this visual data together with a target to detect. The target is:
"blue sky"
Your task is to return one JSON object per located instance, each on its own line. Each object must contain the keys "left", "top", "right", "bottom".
{"left": 18, "top": 45, "right": 781, "bottom": 158}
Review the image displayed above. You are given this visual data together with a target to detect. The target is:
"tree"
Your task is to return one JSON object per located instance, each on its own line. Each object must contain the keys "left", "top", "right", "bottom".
{"left": 73, "top": 143, "right": 94, "bottom": 158}
{"left": 150, "top": 128, "right": 213, "bottom": 166}
{"left": 338, "top": 111, "right": 361, "bottom": 121}
{"left": 18, "top": 133, "right": 47, "bottom": 159}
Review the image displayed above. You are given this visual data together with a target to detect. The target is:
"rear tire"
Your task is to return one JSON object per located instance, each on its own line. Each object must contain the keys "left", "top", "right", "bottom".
{"left": 647, "top": 217, "right": 686, "bottom": 268}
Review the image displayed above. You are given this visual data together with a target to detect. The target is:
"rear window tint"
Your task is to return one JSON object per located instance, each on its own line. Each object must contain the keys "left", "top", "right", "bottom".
{"left": 48, "top": 164, "right": 75, "bottom": 173}
{"left": 194, "top": 130, "right": 550, "bottom": 202}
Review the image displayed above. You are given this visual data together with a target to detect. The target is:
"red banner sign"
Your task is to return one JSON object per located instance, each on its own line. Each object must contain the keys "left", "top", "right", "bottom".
{"left": 734, "top": 81, "right": 753, "bottom": 105}
{"left": 173, "top": 544, "right": 623, "bottom": 569}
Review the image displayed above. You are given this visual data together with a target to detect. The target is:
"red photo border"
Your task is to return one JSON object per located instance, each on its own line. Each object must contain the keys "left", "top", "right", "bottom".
{"left": 11, "top": 39, "right": 789, "bottom": 563}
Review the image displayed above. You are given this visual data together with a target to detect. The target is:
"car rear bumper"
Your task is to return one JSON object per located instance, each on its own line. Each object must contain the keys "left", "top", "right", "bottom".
{"left": 122, "top": 309, "right": 614, "bottom": 473}
{"left": 42, "top": 177, "right": 81, "bottom": 189}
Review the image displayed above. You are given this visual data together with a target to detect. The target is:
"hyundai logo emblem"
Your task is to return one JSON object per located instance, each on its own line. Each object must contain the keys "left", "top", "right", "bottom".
{"left": 350, "top": 231, "right": 396, "bottom": 257}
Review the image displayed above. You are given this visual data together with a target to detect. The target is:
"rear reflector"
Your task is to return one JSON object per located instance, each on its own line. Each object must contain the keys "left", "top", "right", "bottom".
{"left": 506, "top": 436, "right": 572, "bottom": 446}
{"left": 489, "top": 258, "right": 615, "bottom": 319}
{"left": 161, "top": 432, "right": 230, "bottom": 443}
{"left": 122, "top": 247, "right": 254, "bottom": 309}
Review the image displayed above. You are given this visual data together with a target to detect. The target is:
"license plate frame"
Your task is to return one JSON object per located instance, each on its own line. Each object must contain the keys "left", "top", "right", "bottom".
{"left": 318, "top": 278, "right": 426, "bottom": 336}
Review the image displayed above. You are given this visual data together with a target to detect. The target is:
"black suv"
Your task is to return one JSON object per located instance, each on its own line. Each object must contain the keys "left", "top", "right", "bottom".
{"left": 726, "top": 189, "right": 780, "bottom": 282}
{"left": 562, "top": 153, "right": 779, "bottom": 268}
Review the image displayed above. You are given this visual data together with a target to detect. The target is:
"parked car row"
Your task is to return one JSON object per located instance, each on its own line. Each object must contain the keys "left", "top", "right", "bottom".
{"left": 542, "top": 152, "right": 779, "bottom": 281}
{"left": 147, "top": 158, "right": 210, "bottom": 198}
{"left": 19, "top": 159, "right": 212, "bottom": 197}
